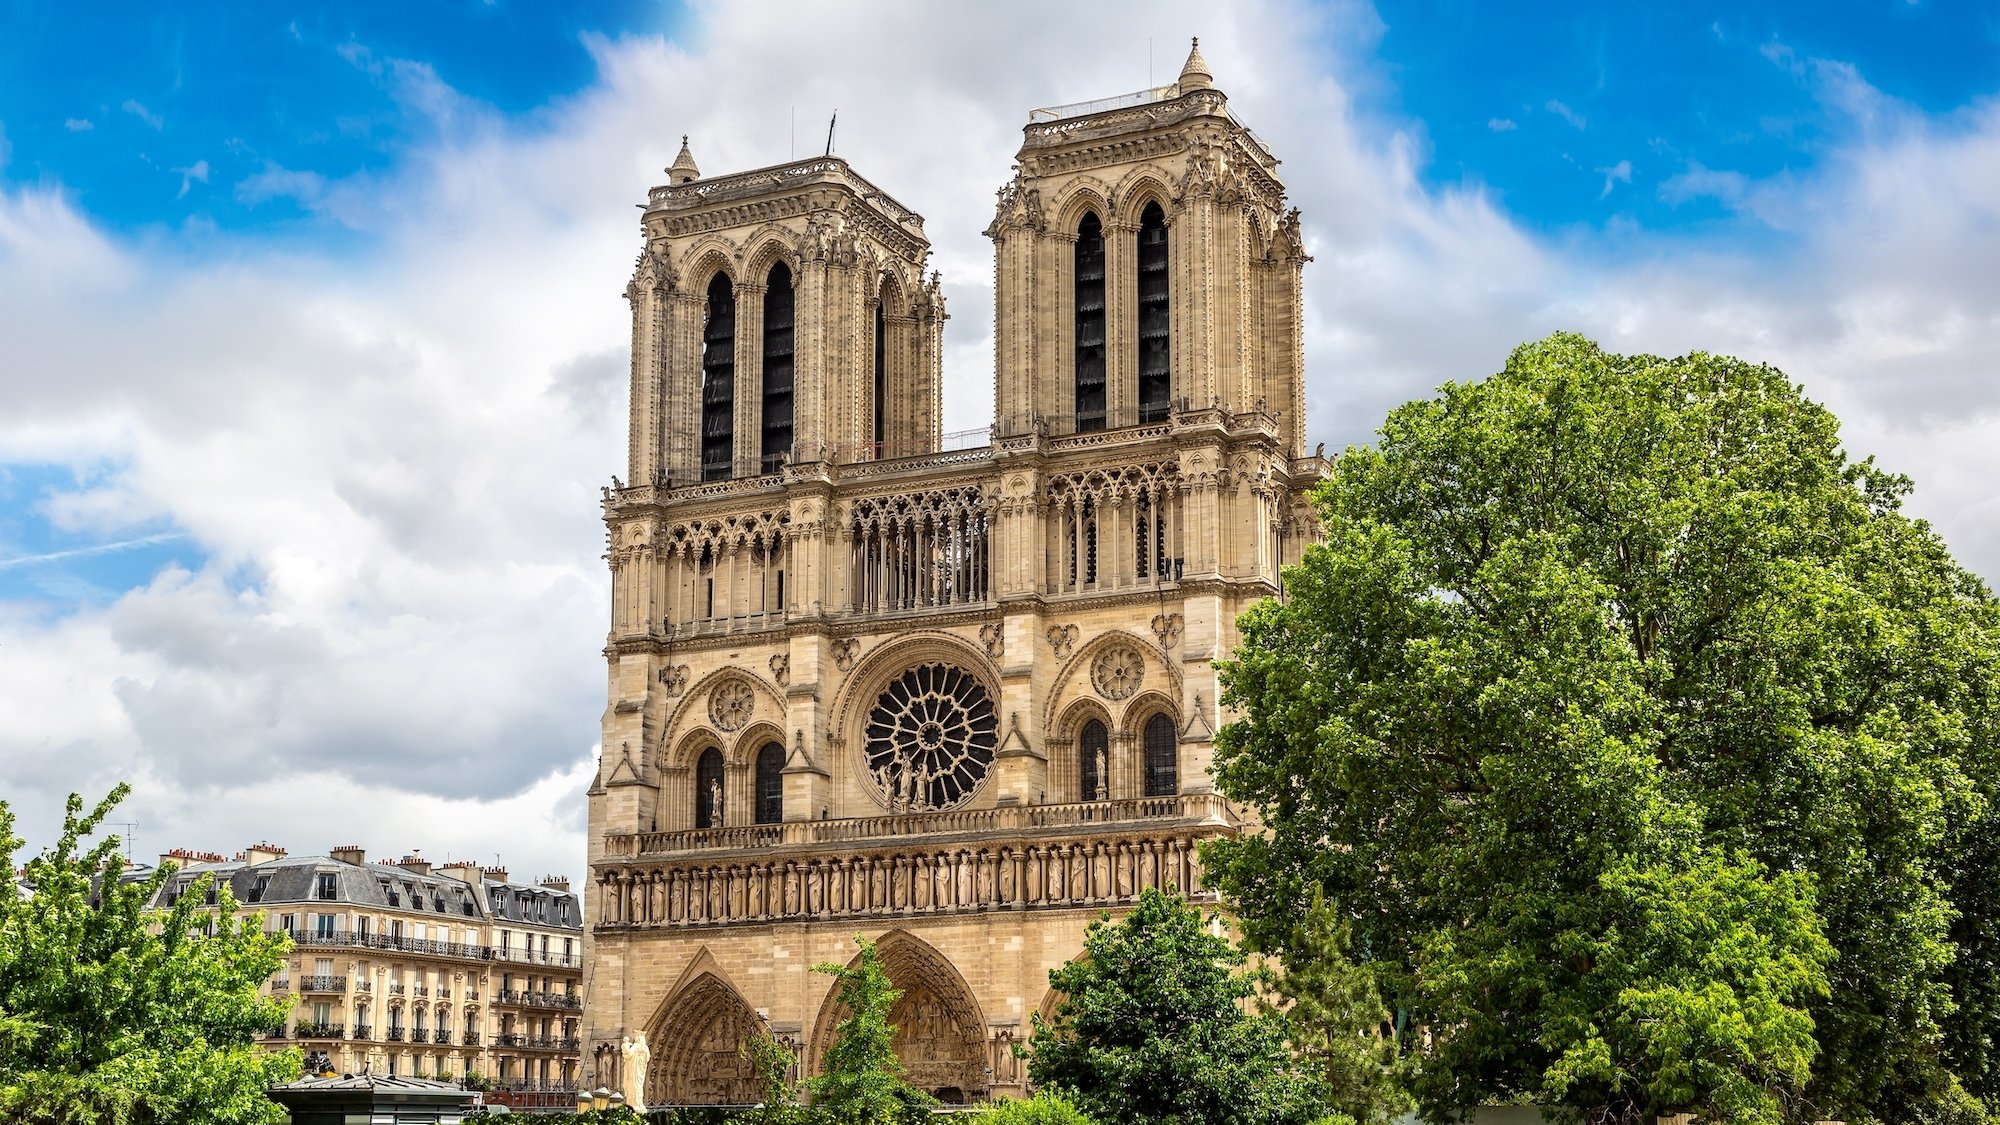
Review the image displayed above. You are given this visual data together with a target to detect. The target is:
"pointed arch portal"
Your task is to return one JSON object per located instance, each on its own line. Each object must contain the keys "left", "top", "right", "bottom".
{"left": 646, "top": 971, "right": 765, "bottom": 1105}
{"left": 809, "top": 931, "right": 987, "bottom": 1100}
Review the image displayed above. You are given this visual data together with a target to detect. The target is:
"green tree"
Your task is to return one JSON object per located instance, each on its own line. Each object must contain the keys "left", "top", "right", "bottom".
{"left": 975, "top": 1090, "right": 1096, "bottom": 1125}
{"left": 1028, "top": 888, "right": 1330, "bottom": 1125}
{"left": 0, "top": 784, "right": 300, "bottom": 1124}
{"left": 805, "top": 936, "right": 933, "bottom": 1125}
{"left": 1206, "top": 333, "right": 2000, "bottom": 1124}
{"left": 1261, "top": 891, "right": 1408, "bottom": 1125}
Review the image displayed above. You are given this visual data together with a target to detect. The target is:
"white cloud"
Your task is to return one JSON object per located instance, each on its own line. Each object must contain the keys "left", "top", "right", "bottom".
{"left": 1597, "top": 158, "right": 1632, "bottom": 198}
{"left": 64, "top": 118, "right": 94, "bottom": 132}
{"left": 1488, "top": 117, "right": 1517, "bottom": 132}
{"left": 1545, "top": 98, "right": 1587, "bottom": 129}
{"left": 173, "top": 159, "right": 209, "bottom": 200}
{"left": 2, "top": 0, "right": 1997, "bottom": 883}
{"left": 122, "top": 99, "right": 164, "bottom": 130}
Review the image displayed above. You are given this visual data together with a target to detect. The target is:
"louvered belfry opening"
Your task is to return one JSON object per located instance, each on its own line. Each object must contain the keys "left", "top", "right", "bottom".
{"left": 1143, "top": 712, "right": 1178, "bottom": 797}
{"left": 761, "top": 263, "right": 795, "bottom": 474}
{"left": 1137, "top": 201, "right": 1171, "bottom": 423}
{"left": 754, "top": 741, "right": 784, "bottom": 825}
{"left": 873, "top": 299, "right": 887, "bottom": 456}
{"left": 1073, "top": 213, "right": 1107, "bottom": 432}
{"left": 700, "top": 273, "right": 736, "bottom": 481}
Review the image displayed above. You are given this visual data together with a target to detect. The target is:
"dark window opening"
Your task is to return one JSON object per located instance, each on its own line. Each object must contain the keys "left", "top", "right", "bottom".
{"left": 873, "top": 300, "right": 887, "bottom": 455}
{"left": 755, "top": 741, "right": 785, "bottom": 825}
{"left": 695, "top": 748, "right": 725, "bottom": 829}
{"left": 1074, "top": 213, "right": 1106, "bottom": 432}
{"left": 1143, "top": 712, "right": 1178, "bottom": 797}
{"left": 1079, "top": 719, "right": 1108, "bottom": 801}
{"left": 700, "top": 273, "right": 736, "bottom": 481}
{"left": 315, "top": 873, "right": 336, "bottom": 901}
{"left": 761, "top": 263, "right": 795, "bottom": 474}
{"left": 1137, "top": 202, "right": 1171, "bottom": 423}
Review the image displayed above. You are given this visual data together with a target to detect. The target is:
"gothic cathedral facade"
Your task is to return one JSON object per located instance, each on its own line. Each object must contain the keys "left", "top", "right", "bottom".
{"left": 585, "top": 43, "right": 1323, "bottom": 1104}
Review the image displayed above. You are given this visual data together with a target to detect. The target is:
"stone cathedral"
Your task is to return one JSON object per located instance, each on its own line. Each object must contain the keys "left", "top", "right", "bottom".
{"left": 585, "top": 42, "right": 1324, "bottom": 1104}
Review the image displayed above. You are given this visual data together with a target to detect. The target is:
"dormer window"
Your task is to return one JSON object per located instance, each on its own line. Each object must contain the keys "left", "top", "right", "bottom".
{"left": 249, "top": 875, "right": 270, "bottom": 903}
{"left": 315, "top": 873, "right": 337, "bottom": 901}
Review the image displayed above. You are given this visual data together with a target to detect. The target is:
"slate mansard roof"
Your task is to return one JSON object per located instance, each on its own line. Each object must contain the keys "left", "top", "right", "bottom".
{"left": 131, "top": 851, "right": 580, "bottom": 931}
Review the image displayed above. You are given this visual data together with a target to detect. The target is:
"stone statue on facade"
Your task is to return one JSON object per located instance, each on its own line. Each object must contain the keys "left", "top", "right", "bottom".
{"left": 708, "top": 777, "right": 724, "bottom": 828}
{"left": 620, "top": 1032, "right": 650, "bottom": 1113}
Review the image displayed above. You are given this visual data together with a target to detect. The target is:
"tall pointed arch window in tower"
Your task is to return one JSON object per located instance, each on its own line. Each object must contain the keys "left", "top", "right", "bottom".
{"left": 754, "top": 741, "right": 784, "bottom": 824}
{"left": 694, "top": 748, "right": 725, "bottom": 829}
{"left": 760, "top": 263, "right": 795, "bottom": 474}
{"left": 1137, "top": 202, "right": 1171, "bottom": 423}
{"left": 872, "top": 297, "right": 887, "bottom": 458}
{"left": 1079, "top": 719, "right": 1108, "bottom": 801}
{"left": 1143, "top": 712, "right": 1178, "bottom": 797}
{"left": 1073, "top": 213, "right": 1107, "bottom": 432}
{"left": 700, "top": 273, "right": 737, "bottom": 481}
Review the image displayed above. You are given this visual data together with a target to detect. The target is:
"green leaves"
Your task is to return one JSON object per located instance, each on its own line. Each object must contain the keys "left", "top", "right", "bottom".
{"left": 804, "top": 937, "right": 933, "bottom": 1125}
{"left": 1028, "top": 889, "right": 1329, "bottom": 1125}
{"left": 0, "top": 787, "right": 300, "bottom": 1125}
{"left": 1207, "top": 334, "right": 2000, "bottom": 1124}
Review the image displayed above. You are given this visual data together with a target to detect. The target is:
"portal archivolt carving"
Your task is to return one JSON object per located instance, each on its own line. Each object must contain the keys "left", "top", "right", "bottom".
{"left": 810, "top": 932, "right": 986, "bottom": 1099}
{"left": 646, "top": 971, "right": 766, "bottom": 1106}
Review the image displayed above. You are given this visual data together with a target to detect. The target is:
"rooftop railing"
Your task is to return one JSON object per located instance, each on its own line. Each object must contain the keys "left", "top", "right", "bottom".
{"left": 606, "top": 792, "right": 1236, "bottom": 859}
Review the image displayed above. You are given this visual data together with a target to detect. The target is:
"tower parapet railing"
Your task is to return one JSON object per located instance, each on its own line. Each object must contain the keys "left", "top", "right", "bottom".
{"left": 604, "top": 792, "right": 1236, "bottom": 859}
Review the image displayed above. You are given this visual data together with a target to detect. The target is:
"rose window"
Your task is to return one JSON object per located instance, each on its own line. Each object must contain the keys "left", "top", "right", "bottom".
{"left": 1091, "top": 645, "right": 1145, "bottom": 701}
{"left": 864, "top": 662, "right": 998, "bottom": 812}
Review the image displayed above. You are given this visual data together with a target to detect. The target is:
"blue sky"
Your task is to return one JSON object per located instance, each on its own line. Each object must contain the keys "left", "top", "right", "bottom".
{"left": 2, "top": 0, "right": 1997, "bottom": 876}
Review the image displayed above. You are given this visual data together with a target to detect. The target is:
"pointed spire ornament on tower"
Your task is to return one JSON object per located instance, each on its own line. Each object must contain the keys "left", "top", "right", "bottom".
{"left": 668, "top": 135, "right": 701, "bottom": 184}
{"left": 1178, "top": 36, "right": 1214, "bottom": 92}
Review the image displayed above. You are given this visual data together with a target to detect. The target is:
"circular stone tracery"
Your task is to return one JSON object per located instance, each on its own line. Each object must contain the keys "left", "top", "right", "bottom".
{"left": 864, "top": 663, "right": 998, "bottom": 813}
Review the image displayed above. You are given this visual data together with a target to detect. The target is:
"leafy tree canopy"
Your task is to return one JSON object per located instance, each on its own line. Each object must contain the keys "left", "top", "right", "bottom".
{"left": 1028, "top": 888, "right": 1331, "bottom": 1125}
{"left": 0, "top": 784, "right": 300, "bottom": 1124}
{"left": 804, "top": 937, "right": 934, "bottom": 1125}
{"left": 1207, "top": 334, "right": 2000, "bottom": 1124}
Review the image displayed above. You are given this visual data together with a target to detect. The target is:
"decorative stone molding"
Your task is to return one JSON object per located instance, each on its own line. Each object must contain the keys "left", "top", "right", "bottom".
{"left": 657, "top": 664, "right": 690, "bottom": 695}
{"left": 1046, "top": 624, "right": 1079, "bottom": 659}
{"left": 1091, "top": 645, "right": 1145, "bottom": 701}
{"left": 1150, "top": 613, "right": 1183, "bottom": 649}
{"left": 768, "top": 653, "right": 790, "bottom": 687}
{"left": 978, "top": 622, "right": 1005, "bottom": 659}
{"left": 831, "top": 638, "right": 861, "bottom": 672}
{"left": 708, "top": 679, "right": 755, "bottom": 732}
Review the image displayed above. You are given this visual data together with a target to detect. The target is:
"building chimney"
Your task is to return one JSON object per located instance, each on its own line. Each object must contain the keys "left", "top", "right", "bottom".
{"left": 330, "top": 845, "right": 367, "bottom": 866}
{"left": 479, "top": 865, "right": 509, "bottom": 885}
{"left": 397, "top": 853, "right": 431, "bottom": 876}
{"left": 159, "top": 847, "right": 199, "bottom": 870}
{"left": 539, "top": 875, "right": 571, "bottom": 893}
{"left": 242, "top": 842, "right": 287, "bottom": 865}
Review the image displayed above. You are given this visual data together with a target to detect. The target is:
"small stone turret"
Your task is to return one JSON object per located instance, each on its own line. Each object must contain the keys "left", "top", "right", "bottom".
{"left": 668, "top": 135, "right": 700, "bottom": 184}
{"left": 1178, "top": 37, "right": 1213, "bottom": 92}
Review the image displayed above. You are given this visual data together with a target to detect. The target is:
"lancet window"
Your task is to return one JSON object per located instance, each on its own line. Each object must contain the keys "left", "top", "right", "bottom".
{"left": 754, "top": 741, "right": 784, "bottom": 825}
{"left": 1079, "top": 719, "right": 1108, "bottom": 800}
{"left": 1137, "top": 202, "right": 1171, "bottom": 423}
{"left": 694, "top": 748, "right": 725, "bottom": 829}
{"left": 1047, "top": 463, "right": 1182, "bottom": 595}
{"left": 848, "top": 485, "right": 992, "bottom": 614}
{"left": 761, "top": 263, "right": 794, "bottom": 473}
{"left": 1074, "top": 213, "right": 1107, "bottom": 432}
{"left": 658, "top": 510, "right": 790, "bottom": 635}
{"left": 873, "top": 300, "right": 887, "bottom": 456}
{"left": 1143, "top": 713, "right": 1177, "bottom": 797}
{"left": 700, "top": 273, "right": 736, "bottom": 481}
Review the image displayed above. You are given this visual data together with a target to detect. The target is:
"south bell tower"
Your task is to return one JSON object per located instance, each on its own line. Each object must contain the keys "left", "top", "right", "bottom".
{"left": 586, "top": 42, "right": 1323, "bottom": 1106}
